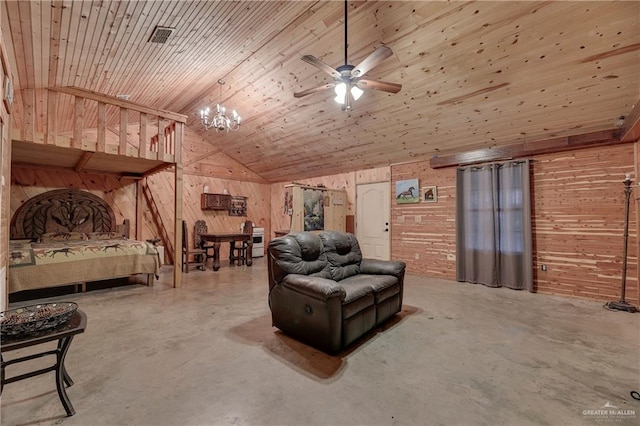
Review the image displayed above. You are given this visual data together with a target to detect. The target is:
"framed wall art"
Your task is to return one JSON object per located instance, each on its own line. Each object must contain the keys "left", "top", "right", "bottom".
{"left": 421, "top": 186, "right": 438, "bottom": 203}
{"left": 395, "top": 178, "right": 419, "bottom": 204}
{"left": 303, "top": 188, "right": 324, "bottom": 231}
{"left": 229, "top": 196, "right": 247, "bottom": 216}
{"left": 3, "top": 75, "right": 13, "bottom": 109}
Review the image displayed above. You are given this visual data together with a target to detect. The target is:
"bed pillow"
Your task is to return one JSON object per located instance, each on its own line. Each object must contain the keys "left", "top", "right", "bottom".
{"left": 85, "top": 231, "right": 127, "bottom": 240}
{"left": 40, "top": 232, "right": 87, "bottom": 243}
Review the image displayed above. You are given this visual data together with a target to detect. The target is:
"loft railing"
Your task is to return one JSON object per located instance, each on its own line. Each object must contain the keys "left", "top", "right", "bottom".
{"left": 150, "top": 122, "right": 177, "bottom": 155}
{"left": 13, "top": 86, "right": 187, "bottom": 163}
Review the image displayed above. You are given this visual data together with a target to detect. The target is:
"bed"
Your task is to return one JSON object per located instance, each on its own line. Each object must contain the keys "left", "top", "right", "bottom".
{"left": 9, "top": 189, "right": 160, "bottom": 294}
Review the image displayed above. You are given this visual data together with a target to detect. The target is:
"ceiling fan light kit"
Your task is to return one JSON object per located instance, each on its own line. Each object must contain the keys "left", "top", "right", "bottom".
{"left": 335, "top": 82, "right": 363, "bottom": 102}
{"left": 294, "top": 0, "right": 402, "bottom": 111}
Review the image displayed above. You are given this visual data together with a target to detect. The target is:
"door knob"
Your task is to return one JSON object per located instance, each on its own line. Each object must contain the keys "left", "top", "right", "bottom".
{"left": 384, "top": 228, "right": 389, "bottom": 232}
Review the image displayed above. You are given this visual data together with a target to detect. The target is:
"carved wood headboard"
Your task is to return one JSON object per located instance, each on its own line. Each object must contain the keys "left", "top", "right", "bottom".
{"left": 10, "top": 189, "right": 118, "bottom": 240}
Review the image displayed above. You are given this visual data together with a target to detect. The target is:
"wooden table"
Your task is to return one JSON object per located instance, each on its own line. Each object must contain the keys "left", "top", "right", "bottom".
{"left": 199, "top": 233, "right": 253, "bottom": 271}
{"left": 1, "top": 309, "right": 87, "bottom": 416}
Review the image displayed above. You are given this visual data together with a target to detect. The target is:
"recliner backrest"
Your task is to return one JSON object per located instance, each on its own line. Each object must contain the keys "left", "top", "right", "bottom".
{"left": 319, "top": 231, "right": 362, "bottom": 281}
{"left": 267, "top": 232, "right": 331, "bottom": 292}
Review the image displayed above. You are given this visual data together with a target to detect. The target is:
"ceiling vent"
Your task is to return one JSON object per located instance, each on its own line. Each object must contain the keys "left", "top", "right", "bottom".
{"left": 148, "top": 26, "right": 174, "bottom": 44}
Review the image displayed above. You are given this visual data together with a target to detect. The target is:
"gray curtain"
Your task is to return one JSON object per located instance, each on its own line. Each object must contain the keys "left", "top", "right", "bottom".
{"left": 456, "top": 160, "right": 533, "bottom": 290}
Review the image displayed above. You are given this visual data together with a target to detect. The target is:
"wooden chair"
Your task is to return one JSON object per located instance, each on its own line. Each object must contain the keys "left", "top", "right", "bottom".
{"left": 182, "top": 220, "right": 206, "bottom": 272}
{"left": 231, "top": 220, "right": 253, "bottom": 266}
{"left": 194, "top": 220, "right": 215, "bottom": 264}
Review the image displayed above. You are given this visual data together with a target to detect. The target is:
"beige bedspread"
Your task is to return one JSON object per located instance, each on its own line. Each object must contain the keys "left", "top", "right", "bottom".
{"left": 9, "top": 239, "right": 160, "bottom": 293}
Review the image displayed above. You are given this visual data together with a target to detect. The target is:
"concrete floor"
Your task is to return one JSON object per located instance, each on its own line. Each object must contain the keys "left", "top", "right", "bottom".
{"left": 1, "top": 257, "right": 639, "bottom": 426}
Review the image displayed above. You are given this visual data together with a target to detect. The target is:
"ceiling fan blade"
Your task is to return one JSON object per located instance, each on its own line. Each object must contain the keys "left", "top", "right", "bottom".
{"left": 351, "top": 46, "right": 394, "bottom": 78}
{"left": 301, "top": 55, "right": 342, "bottom": 79}
{"left": 293, "top": 83, "right": 336, "bottom": 98}
{"left": 357, "top": 79, "right": 402, "bottom": 94}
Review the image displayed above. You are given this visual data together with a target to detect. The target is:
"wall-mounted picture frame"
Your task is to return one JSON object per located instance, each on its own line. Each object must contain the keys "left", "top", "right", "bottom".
{"left": 421, "top": 186, "right": 438, "bottom": 203}
{"left": 303, "top": 188, "right": 324, "bottom": 231}
{"left": 3, "top": 75, "right": 13, "bottom": 109}
{"left": 283, "top": 191, "right": 292, "bottom": 215}
{"left": 396, "top": 178, "right": 419, "bottom": 204}
{"left": 229, "top": 195, "right": 247, "bottom": 216}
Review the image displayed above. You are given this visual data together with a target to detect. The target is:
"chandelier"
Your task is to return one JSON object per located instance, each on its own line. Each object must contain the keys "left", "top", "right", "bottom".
{"left": 199, "top": 79, "right": 241, "bottom": 132}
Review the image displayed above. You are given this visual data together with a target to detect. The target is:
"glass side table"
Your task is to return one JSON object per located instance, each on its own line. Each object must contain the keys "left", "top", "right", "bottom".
{"left": 1, "top": 309, "right": 87, "bottom": 416}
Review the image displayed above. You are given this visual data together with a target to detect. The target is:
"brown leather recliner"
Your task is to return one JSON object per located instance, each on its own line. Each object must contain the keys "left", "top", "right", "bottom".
{"left": 267, "top": 231, "right": 406, "bottom": 354}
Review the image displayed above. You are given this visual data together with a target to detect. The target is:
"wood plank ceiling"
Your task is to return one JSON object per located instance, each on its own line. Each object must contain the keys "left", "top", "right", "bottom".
{"left": 3, "top": 1, "right": 639, "bottom": 182}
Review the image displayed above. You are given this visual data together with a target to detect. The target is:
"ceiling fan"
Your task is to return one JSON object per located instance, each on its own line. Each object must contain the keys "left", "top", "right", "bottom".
{"left": 293, "top": 0, "right": 402, "bottom": 110}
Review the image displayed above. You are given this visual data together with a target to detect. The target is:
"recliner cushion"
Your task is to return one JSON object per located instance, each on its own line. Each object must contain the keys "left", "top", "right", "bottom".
{"left": 320, "top": 231, "right": 362, "bottom": 281}
{"left": 268, "top": 233, "right": 331, "bottom": 289}
{"left": 339, "top": 273, "right": 398, "bottom": 311}
{"left": 360, "top": 274, "right": 399, "bottom": 303}
{"left": 341, "top": 279, "right": 375, "bottom": 319}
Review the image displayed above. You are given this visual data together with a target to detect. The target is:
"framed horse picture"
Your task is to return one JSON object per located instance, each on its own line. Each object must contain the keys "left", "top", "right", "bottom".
{"left": 396, "top": 178, "right": 419, "bottom": 204}
{"left": 421, "top": 186, "right": 438, "bottom": 203}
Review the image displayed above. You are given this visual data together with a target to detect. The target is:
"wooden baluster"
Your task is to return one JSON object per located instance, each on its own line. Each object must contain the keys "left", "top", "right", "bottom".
{"left": 157, "top": 117, "right": 166, "bottom": 162}
{"left": 119, "top": 107, "right": 128, "bottom": 155}
{"left": 139, "top": 112, "right": 148, "bottom": 159}
{"left": 174, "top": 122, "right": 183, "bottom": 162}
{"left": 97, "top": 101, "right": 106, "bottom": 153}
{"left": 73, "top": 96, "right": 83, "bottom": 149}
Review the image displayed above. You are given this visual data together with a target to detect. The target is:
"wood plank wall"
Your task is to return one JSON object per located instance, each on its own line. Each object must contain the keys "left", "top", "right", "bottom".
{"left": 181, "top": 128, "right": 268, "bottom": 184}
{"left": 9, "top": 123, "right": 272, "bottom": 267}
{"left": 147, "top": 171, "right": 271, "bottom": 262}
{"left": 0, "top": 124, "right": 9, "bottom": 310}
{"left": 532, "top": 146, "right": 637, "bottom": 303}
{"left": 391, "top": 143, "right": 639, "bottom": 305}
{"left": 10, "top": 167, "right": 141, "bottom": 233}
{"left": 9, "top": 167, "right": 271, "bottom": 263}
{"left": 269, "top": 167, "right": 390, "bottom": 239}
{"left": 12, "top": 112, "right": 636, "bottom": 306}
{"left": 391, "top": 163, "right": 457, "bottom": 279}
{"left": 1, "top": 32, "right": 13, "bottom": 310}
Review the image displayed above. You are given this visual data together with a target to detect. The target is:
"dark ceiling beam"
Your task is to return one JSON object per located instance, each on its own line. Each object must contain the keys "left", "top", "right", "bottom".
{"left": 430, "top": 129, "right": 622, "bottom": 169}
{"left": 620, "top": 99, "right": 640, "bottom": 143}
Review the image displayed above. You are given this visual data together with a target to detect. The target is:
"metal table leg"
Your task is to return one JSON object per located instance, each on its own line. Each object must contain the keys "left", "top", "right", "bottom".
{"left": 1, "top": 353, "right": 5, "bottom": 394}
{"left": 55, "top": 336, "right": 76, "bottom": 416}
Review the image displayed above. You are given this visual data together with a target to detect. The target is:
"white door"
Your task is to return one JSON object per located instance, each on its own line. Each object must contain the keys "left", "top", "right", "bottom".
{"left": 356, "top": 182, "right": 390, "bottom": 260}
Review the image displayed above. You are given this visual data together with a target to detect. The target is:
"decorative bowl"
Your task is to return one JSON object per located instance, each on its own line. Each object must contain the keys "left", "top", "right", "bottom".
{"left": 1, "top": 302, "right": 78, "bottom": 338}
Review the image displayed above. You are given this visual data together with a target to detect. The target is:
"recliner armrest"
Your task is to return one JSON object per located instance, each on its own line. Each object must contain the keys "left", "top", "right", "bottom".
{"left": 281, "top": 274, "right": 346, "bottom": 302}
{"left": 360, "top": 258, "right": 406, "bottom": 277}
